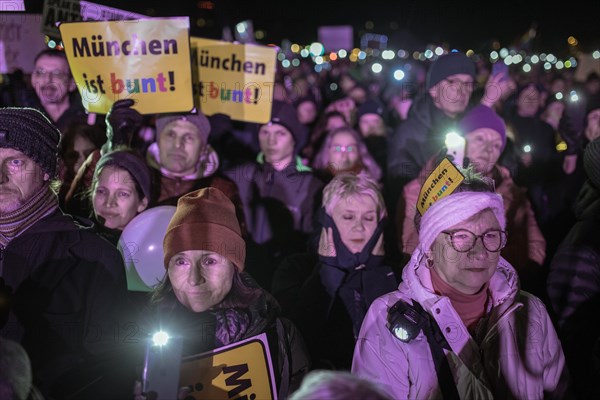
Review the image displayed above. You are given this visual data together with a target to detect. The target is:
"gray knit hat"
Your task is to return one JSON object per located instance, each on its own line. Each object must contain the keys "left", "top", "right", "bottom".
{"left": 156, "top": 112, "right": 211, "bottom": 143}
{"left": 0, "top": 107, "right": 61, "bottom": 177}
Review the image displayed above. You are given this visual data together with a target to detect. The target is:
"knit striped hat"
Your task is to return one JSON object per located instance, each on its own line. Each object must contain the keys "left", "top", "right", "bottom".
{"left": 0, "top": 107, "right": 61, "bottom": 177}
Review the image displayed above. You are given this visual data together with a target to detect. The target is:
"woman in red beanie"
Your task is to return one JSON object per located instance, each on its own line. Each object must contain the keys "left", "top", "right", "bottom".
{"left": 136, "top": 187, "right": 309, "bottom": 399}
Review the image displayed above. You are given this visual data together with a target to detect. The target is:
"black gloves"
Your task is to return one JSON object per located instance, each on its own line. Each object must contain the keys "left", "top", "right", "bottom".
{"left": 105, "top": 99, "right": 144, "bottom": 150}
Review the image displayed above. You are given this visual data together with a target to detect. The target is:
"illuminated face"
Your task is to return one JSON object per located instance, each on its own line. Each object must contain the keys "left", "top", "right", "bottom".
{"left": 585, "top": 109, "right": 600, "bottom": 142}
{"left": 358, "top": 114, "right": 386, "bottom": 136}
{"left": 331, "top": 194, "right": 379, "bottom": 253}
{"left": 297, "top": 100, "right": 318, "bottom": 125}
{"left": 168, "top": 250, "right": 235, "bottom": 312}
{"left": 31, "top": 55, "right": 76, "bottom": 107}
{"left": 465, "top": 129, "right": 503, "bottom": 175}
{"left": 158, "top": 120, "right": 204, "bottom": 176}
{"left": 430, "top": 209, "right": 501, "bottom": 295}
{"left": 0, "top": 148, "right": 48, "bottom": 215}
{"left": 328, "top": 131, "right": 359, "bottom": 173}
{"left": 258, "top": 123, "right": 295, "bottom": 168}
{"left": 92, "top": 166, "right": 148, "bottom": 230}
{"left": 429, "top": 73, "right": 474, "bottom": 118}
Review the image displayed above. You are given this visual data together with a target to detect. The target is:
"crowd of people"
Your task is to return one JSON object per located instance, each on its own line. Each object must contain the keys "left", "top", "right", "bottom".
{"left": 1, "top": 40, "right": 600, "bottom": 399}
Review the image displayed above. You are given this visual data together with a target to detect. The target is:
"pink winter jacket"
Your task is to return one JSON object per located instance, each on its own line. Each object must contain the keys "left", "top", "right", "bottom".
{"left": 352, "top": 249, "right": 570, "bottom": 399}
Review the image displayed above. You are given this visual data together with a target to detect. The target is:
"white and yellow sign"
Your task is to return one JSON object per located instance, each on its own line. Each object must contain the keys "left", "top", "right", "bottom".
{"left": 417, "top": 157, "right": 465, "bottom": 216}
{"left": 180, "top": 333, "right": 277, "bottom": 399}
{"left": 59, "top": 17, "right": 194, "bottom": 114}
{"left": 191, "top": 37, "right": 277, "bottom": 124}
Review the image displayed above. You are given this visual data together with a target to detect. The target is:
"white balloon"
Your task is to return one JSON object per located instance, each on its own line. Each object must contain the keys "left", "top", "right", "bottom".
{"left": 118, "top": 206, "right": 176, "bottom": 292}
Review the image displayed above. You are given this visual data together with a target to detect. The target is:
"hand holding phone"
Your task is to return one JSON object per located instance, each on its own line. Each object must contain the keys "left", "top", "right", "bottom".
{"left": 491, "top": 61, "right": 509, "bottom": 82}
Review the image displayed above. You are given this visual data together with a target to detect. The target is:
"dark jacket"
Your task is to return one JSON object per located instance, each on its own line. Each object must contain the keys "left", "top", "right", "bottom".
{"left": 547, "top": 181, "right": 600, "bottom": 399}
{"left": 0, "top": 210, "right": 132, "bottom": 399}
{"left": 387, "top": 94, "right": 462, "bottom": 190}
{"left": 272, "top": 210, "right": 399, "bottom": 370}
{"left": 225, "top": 159, "right": 324, "bottom": 245}
{"left": 224, "top": 159, "right": 324, "bottom": 290}
{"left": 143, "top": 272, "right": 309, "bottom": 399}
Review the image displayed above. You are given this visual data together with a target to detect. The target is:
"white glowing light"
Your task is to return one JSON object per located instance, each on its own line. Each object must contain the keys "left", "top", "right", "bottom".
{"left": 382, "top": 50, "right": 395, "bottom": 60}
{"left": 371, "top": 63, "right": 383, "bottom": 73}
{"left": 393, "top": 69, "right": 405, "bottom": 81}
{"left": 152, "top": 331, "right": 169, "bottom": 346}
{"left": 309, "top": 42, "right": 324, "bottom": 56}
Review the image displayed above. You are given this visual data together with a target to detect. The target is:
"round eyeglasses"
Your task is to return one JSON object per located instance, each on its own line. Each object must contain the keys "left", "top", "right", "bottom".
{"left": 442, "top": 229, "right": 507, "bottom": 253}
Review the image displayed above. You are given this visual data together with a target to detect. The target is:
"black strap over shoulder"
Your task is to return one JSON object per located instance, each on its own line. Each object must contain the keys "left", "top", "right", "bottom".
{"left": 388, "top": 299, "right": 460, "bottom": 400}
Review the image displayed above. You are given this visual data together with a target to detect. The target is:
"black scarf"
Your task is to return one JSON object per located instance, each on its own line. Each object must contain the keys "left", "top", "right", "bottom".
{"left": 317, "top": 207, "right": 397, "bottom": 335}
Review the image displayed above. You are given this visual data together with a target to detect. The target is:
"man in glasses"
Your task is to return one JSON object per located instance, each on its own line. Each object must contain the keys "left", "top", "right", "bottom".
{"left": 385, "top": 51, "right": 508, "bottom": 264}
{"left": 28, "top": 49, "right": 87, "bottom": 133}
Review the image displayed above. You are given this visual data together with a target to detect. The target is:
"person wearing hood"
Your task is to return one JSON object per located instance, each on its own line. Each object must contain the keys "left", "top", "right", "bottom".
{"left": 0, "top": 107, "right": 132, "bottom": 399}
{"left": 272, "top": 172, "right": 399, "bottom": 370}
{"left": 224, "top": 100, "right": 325, "bottom": 290}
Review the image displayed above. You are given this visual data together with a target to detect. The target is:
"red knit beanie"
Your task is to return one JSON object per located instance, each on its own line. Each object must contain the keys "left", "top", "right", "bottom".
{"left": 163, "top": 188, "right": 246, "bottom": 271}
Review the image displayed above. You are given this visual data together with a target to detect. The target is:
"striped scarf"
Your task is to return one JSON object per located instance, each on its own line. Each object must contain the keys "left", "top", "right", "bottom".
{"left": 0, "top": 186, "right": 58, "bottom": 247}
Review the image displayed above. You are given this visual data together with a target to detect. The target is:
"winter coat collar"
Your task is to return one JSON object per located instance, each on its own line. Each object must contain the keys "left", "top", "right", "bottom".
{"left": 401, "top": 248, "right": 519, "bottom": 314}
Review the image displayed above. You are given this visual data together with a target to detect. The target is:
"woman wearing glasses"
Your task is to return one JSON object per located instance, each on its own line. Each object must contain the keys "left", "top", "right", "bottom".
{"left": 398, "top": 105, "right": 547, "bottom": 297}
{"left": 352, "top": 168, "right": 570, "bottom": 399}
{"left": 312, "top": 127, "right": 382, "bottom": 184}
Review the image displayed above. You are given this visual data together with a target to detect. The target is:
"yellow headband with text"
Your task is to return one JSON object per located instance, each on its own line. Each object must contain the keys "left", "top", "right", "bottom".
{"left": 416, "top": 157, "right": 465, "bottom": 216}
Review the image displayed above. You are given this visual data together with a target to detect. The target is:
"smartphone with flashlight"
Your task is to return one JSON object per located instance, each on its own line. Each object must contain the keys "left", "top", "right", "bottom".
{"left": 142, "top": 332, "right": 183, "bottom": 399}
{"left": 445, "top": 131, "right": 466, "bottom": 168}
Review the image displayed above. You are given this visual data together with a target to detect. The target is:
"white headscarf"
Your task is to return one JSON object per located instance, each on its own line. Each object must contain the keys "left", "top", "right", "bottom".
{"left": 418, "top": 191, "right": 506, "bottom": 253}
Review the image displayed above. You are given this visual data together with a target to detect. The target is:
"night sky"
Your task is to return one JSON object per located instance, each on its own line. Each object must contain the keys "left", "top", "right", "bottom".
{"left": 25, "top": 0, "right": 600, "bottom": 55}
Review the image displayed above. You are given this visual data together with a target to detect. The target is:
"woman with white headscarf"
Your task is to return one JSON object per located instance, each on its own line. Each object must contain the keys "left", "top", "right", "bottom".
{"left": 352, "top": 167, "right": 571, "bottom": 399}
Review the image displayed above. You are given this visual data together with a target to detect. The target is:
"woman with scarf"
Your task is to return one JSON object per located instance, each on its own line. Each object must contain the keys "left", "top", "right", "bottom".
{"left": 272, "top": 172, "right": 399, "bottom": 370}
{"left": 352, "top": 167, "right": 571, "bottom": 399}
{"left": 136, "top": 187, "right": 309, "bottom": 399}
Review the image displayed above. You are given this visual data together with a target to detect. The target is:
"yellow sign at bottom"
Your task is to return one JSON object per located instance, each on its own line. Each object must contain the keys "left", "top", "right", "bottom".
{"left": 179, "top": 333, "right": 277, "bottom": 399}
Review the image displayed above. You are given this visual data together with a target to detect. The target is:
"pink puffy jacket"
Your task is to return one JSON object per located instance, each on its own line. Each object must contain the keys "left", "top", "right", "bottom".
{"left": 352, "top": 250, "right": 570, "bottom": 399}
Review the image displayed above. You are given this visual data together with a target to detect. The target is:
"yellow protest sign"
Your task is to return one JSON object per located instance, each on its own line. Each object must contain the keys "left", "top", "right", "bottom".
{"left": 191, "top": 37, "right": 277, "bottom": 124}
{"left": 417, "top": 157, "right": 465, "bottom": 216}
{"left": 179, "top": 333, "right": 277, "bottom": 400}
{"left": 59, "top": 17, "right": 194, "bottom": 114}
